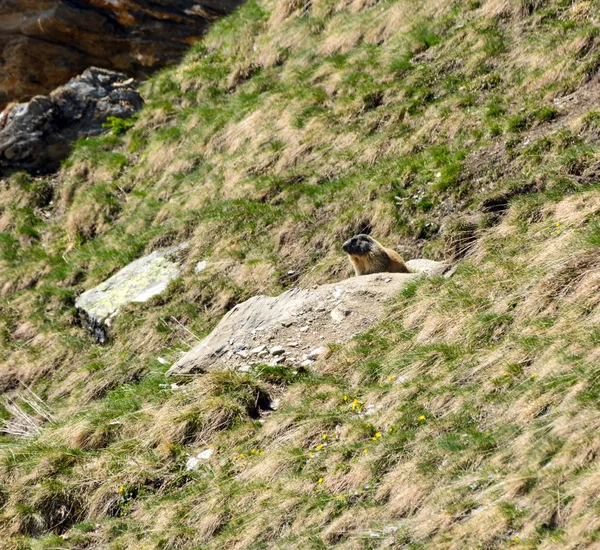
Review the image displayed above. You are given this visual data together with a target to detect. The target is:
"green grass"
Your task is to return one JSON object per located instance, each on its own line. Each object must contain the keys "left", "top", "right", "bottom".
{"left": 2, "top": 0, "right": 600, "bottom": 548}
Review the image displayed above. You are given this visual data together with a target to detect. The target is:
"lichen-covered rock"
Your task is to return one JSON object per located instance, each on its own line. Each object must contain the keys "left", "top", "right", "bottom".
{"left": 76, "top": 245, "right": 186, "bottom": 343}
{"left": 167, "top": 259, "right": 449, "bottom": 376}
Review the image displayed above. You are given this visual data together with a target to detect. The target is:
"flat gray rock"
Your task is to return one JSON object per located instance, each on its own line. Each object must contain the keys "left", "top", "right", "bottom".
{"left": 167, "top": 259, "right": 448, "bottom": 376}
{"left": 76, "top": 244, "right": 186, "bottom": 343}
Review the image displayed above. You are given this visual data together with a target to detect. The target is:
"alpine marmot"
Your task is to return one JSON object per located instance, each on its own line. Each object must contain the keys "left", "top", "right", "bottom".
{"left": 343, "top": 234, "right": 410, "bottom": 276}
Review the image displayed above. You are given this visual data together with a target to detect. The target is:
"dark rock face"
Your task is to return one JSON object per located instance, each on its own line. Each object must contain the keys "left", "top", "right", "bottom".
{"left": 0, "top": 0, "right": 243, "bottom": 109}
{"left": 0, "top": 67, "right": 142, "bottom": 173}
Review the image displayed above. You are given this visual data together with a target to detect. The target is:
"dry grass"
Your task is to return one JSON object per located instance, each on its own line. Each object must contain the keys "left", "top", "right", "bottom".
{"left": 2, "top": 0, "right": 600, "bottom": 547}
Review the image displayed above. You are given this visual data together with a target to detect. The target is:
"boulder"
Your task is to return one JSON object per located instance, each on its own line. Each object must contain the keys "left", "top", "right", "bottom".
{"left": 167, "top": 260, "right": 448, "bottom": 376}
{"left": 406, "top": 259, "right": 450, "bottom": 277}
{"left": 0, "top": 0, "right": 244, "bottom": 109}
{"left": 0, "top": 67, "right": 142, "bottom": 173}
{"left": 76, "top": 244, "right": 186, "bottom": 343}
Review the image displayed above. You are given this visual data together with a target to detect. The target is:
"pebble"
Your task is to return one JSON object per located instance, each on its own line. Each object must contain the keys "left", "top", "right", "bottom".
{"left": 250, "top": 345, "right": 266, "bottom": 354}
{"left": 299, "top": 326, "right": 309, "bottom": 332}
{"left": 195, "top": 260, "right": 208, "bottom": 274}
{"left": 270, "top": 398, "right": 281, "bottom": 410}
{"left": 307, "top": 347, "right": 325, "bottom": 360}
{"left": 269, "top": 345, "right": 285, "bottom": 356}
{"left": 330, "top": 307, "right": 350, "bottom": 322}
{"left": 185, "top": 448, "right": 214, "bottom": 471}
{"left": 300, "top": 359, "right": 314, "bottom": 367}
{"left": 238, "top": 364, "right": 252, "bottom": 373}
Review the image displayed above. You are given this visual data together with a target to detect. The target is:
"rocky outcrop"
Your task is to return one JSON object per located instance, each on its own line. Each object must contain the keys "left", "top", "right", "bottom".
{"left": 0, "top": 0, "right": 243, "bottom": 109}
{"left": 76, "top": 244, "right": 187, "bottom": 344}
{"left": 0, "top": 67, "right": 142, "bottom": 173}
{"left": 166, "top": 259, "right": 450, "bottom": 376}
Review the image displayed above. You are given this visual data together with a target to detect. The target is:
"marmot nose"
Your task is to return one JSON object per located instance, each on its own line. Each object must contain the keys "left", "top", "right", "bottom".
{"left": 342, "top": 239, "right": 352, "bottom": 252}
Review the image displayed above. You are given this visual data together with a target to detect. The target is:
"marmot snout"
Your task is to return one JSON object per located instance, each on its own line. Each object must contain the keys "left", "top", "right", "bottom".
{"left": 343, "top": 234, "right": 409, "bottom": 276}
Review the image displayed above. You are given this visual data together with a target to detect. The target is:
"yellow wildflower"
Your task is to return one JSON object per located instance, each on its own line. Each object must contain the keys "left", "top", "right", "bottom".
{"left": 317, "top": 478, "right": 323, "bottom": 484}
{"left": 363, "top": 448, "right": 368, "bottom": 454}
{"left": 418, "top": 415, "right": 426, "bottom": 421}
{"left": 322, "top": 434, "right": 328, "bottom": 440}
{"left": 316, "top": 444, "right": 323, "bottom": 451}
{"left": 375, "top": 432, "right": 381, "bottom": 438}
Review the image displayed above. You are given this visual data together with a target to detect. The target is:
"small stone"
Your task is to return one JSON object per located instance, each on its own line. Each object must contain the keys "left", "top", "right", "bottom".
{"left": 300, "top": 359, "right": 314, "bottom": 367}
{"left": 238, "top": 364, "right": 252, "bottom": 373}
{"left": 269, "top": 345, "right": 285, "bottom": 356}
{"left": 269, "top": 356, "right": 285, "bottom": 365}
{"left": 384, "top": 277, "right": 392, "bottom": 283}
{"left": 281, "top": 320, "right": 293, "bottom": 327}
{"left": 195, "top": 260, "right": 208, "bottom": 274}
{"left": 332, "top": 286, "right": 344, "bottom": 299}
{"left": 185, "top": 457, "right": 200, "bottom": 471}
{"left": 236, "top": 350, "right": 249, "bottom": 358}
{"left": 288, "top": 341, "right": 298, "bottom": 347}
{"left": 299, "top": 326, "right": 309, "bottom": 332}
{"left": 250, "top": 345, "right": 266, "bottom": 354}
{"left": 307, "top": 347, "right": 325, "bottom": 360}
{"left": 157, "top": 357, "right": 168, "bottom": 365}
{"left": 257, "top": 350, "right": 269, "bottom": 358}
{"left": 270, "top": 398, "right": 281, "bottom": 410}
{"left": 330, "top": 307, "right": 350, "bottom": 322}
{"left": 170, "top": 383, "right": 179, "bottom": 390}
{"left": 196, "top": 448, "right": 214, "bottom": 461}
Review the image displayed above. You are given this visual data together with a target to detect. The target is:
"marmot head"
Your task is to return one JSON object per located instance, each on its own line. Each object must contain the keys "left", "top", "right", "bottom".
{"left": 342, "top": 234, "right": 376, "bottom": 256}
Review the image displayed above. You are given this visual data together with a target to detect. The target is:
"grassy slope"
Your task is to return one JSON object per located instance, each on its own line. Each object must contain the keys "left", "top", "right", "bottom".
{"left": 2, "top": 0, "right": 600, "bottom": 547}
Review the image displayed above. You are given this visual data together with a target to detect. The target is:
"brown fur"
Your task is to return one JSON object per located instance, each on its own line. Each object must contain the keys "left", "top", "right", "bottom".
{"left": 345, "top": 236, "right": 410, "bottom": 276}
